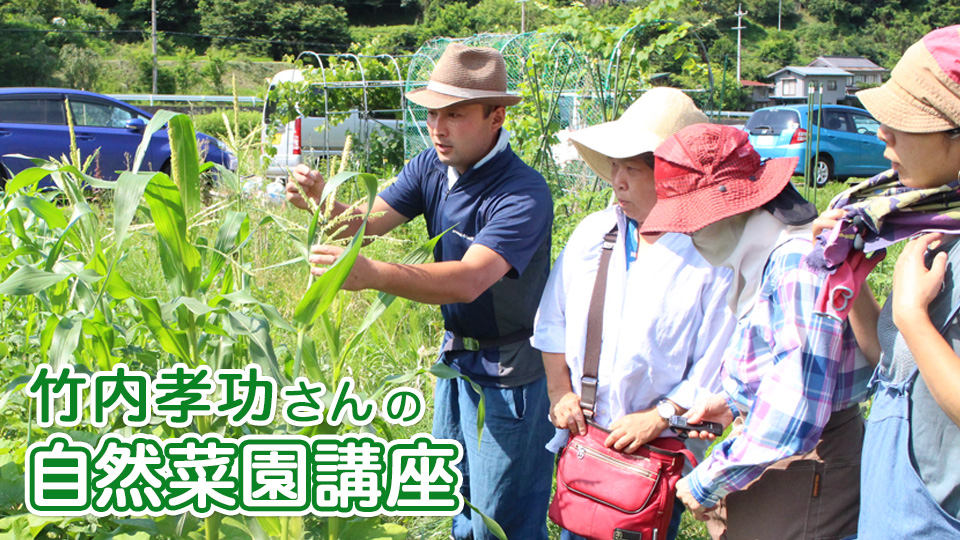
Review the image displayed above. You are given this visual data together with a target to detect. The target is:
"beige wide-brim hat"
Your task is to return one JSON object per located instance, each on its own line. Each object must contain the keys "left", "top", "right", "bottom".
{"left": 406, "top": 43, "right": 522, "bottom": 109}
{"left": 858, "top": 25, "right": 960, "bottom": 133}
{"left": 568, "top": 87, "right": 709, "bottom": 183}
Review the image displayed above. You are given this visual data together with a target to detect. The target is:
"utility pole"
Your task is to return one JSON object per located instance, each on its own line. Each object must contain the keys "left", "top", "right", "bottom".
{"left": 151, "top": 0, "right": 158, "bottom": 94}
{"left": 516, "top": 0, "right": 529, "bottom": 33}
{"left": 733, "top": 4, "right": 748, "bottom": 83}
{"left": 778, "top": 0, "right": 782, "bottom": 31}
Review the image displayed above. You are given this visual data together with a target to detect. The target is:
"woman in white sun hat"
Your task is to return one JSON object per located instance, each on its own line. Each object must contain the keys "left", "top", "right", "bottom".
{"left": 532, "top": 87, "right": 736, "bottom": 540}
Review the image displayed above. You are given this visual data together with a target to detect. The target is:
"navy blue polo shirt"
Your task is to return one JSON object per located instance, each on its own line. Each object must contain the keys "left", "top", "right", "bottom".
{"left": 379, "top": 144, "right": 553, "bottom": 387}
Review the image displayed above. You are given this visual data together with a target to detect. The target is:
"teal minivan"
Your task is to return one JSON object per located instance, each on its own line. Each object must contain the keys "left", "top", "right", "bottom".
{"left": 745, "top": 104, "right": 889, "bottom": 186}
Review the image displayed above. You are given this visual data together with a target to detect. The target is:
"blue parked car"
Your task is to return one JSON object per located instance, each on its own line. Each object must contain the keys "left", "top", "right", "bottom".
{"left": 0, "top": 88, "right": 237, "bottom": 189}
{"left": 744, "top": 104, "right": 889, "bottom": 186}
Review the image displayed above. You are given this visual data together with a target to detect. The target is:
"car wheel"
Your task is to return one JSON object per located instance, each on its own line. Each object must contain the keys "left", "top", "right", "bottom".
{"left": 810, "top": 156, "right": 833, "bottom": 188}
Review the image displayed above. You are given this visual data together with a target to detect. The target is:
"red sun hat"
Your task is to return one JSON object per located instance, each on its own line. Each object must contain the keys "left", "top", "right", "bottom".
{"left": 640, "top": 124, "right": 798, "bottom": 235}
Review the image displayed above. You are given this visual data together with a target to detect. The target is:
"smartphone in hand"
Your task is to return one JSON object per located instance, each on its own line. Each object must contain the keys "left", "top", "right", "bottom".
{"left": 669, "top": 415, "right": 725, "bottom": 437}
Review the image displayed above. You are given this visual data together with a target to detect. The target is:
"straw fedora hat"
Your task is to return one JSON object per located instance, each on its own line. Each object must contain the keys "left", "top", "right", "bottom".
{"left": 406, "top": 43, "right": 522, "bottom": 109}
{"left": 641, "top": 124, "right": 799, "bottom": 235}
{"left": 567, "top": 87, "right": 709, "bottom": 183}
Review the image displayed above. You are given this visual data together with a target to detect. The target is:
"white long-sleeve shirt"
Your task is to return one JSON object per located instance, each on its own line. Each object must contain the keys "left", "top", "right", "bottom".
{"left": 532, "top": 205, "right": 736, "bottom": 452}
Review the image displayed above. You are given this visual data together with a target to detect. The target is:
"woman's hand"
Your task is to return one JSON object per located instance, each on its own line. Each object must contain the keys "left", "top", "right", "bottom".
{"left": 892, "top": 233, "right": 948, "bottom": 330}
{"left": 676, "top": 477, "right": 713, "bottom": 521}
{"left": 604, "top": 409, "right": 667, "bottom": 453}
{"left": 549, "top": 391, "right": 586, "bottom": 435}
{"left": 811, "top": 208, "right": 847, "bottom": 241}
{"left": 682, "top": 394, "right": 735, "bottom": 440}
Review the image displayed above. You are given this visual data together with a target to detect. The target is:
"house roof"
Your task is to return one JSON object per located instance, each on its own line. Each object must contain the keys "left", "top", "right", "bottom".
{"left": 740, "top": 79, "right": 773, "bottom": 87}
{"left": 768, "top": 66, "right": 853, "bottom": 78}
{"left": 808, "top": 56, "right": 888, "bottom": 72}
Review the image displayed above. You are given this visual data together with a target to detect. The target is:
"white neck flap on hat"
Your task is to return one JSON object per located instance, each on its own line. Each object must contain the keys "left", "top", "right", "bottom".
{"left": 692, "top": 209, "right": 812, "bottom": 318}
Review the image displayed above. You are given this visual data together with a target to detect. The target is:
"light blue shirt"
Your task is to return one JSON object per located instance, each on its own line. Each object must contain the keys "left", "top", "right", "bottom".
{"left": 532, "top": 205, "right": 737, "bottom": 453}
{"left": 625, "top": 218, "right": 639, "bottom": 268}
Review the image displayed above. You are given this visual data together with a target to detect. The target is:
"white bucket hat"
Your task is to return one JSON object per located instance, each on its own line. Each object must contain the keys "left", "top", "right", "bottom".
{"left": 568, "top": 87, "right": 709, "bottom": 183}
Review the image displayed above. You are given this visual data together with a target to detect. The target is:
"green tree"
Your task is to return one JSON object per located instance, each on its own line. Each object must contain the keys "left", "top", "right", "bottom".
{"left": 268, "top": 2, "right": 351, "bottom": 59}
{"left": 57, "top": 43, "right": 104, "bottom": 90}
{"left": 419, "top": 2, "right": 477, "bottom": 39}
{"left": 0, "top": 21, "right": 58, "bottom": 86}
{"left": 122, "top": 41, "right": 176, "bottom": 92}
{"left": 200, "top": 48, "right": 232, "bottom": 93}
{"left": 198, "top": 0, "right": 272, "bottom": 56}
{"left": 173, "top": 46, "right": 201, "bottom": 92}
{"left": 756, "top": 30, "right": 797, "bottom": 67}
{"left": 746, "top": 0, "right": 798, "bottom": 27}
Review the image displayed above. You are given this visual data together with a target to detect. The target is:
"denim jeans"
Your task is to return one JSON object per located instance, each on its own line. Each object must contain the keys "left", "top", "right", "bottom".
{"left": 432, "top": 375, "right": 554, "bottom": 540}
{"left": 559, "top": 498, "right": 685, "bottom": 540}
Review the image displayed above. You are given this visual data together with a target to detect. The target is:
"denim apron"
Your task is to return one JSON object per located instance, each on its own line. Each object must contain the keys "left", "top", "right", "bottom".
{"left": 858, "top": 242, "right": 960, "bottom": 538}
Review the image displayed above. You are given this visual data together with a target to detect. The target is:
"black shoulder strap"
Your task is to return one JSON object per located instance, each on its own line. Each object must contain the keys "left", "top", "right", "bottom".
{"left": 580, "top": 224, "right": 619, "bottom": 418}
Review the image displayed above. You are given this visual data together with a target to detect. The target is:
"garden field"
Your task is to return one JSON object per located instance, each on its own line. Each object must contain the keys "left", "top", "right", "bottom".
{"left": 0, "top": 105, "right": 890, "bottom": 540}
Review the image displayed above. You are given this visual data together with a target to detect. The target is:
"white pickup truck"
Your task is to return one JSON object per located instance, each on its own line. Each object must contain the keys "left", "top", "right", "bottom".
{"left": 261, "top": 69, "right": 402, "bottom": 179}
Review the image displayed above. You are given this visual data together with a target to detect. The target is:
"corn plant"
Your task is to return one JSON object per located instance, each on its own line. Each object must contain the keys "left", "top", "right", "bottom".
{"left": 0, "top": 111, "right": 380, "bottom": 539}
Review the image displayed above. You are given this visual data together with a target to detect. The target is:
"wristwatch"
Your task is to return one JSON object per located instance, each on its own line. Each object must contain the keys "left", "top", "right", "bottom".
{"left": 656, "top": 399, "right": 678, "bottom": 420}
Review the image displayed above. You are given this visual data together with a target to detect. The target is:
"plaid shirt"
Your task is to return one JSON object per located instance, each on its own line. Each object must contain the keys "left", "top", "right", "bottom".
{"left": 686, "top": 238, "right": 872, "bottom": 505}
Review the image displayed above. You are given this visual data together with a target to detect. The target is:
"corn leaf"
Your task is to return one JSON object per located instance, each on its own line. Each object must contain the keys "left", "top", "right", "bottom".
{"left": 113, "top": 171, "right": 156, "bottom": 248}
{"left": 48, "top": 314, "right": 82, "bottom": 371}
{"left": 135, "top": 296, "right": 192, "bottom": 363}
{"left": 200, "top": 211, "right": 249, "bottom": 293}
{"left": 0, "top": 265, "right": 69, "bottom": 295}
{"left": 82, "top": 318, "right": 117, "bottom": 370}
{"left": 294, "top": 224, "right": 364, "bottom": 329}
{"left": 293, "top": 173, "right": 378, "bottom": 329}
{"left": 55, "top": 164, "right": 115, "bottom": 190}
{"left": 225, "top": 310, "right": 284, "bottom": 384}
{"left": 342, "top": 225, "right": 453, "bottom": 359}
{"left": 167, "top": 113, "right": 202, "bottom": 219}
{"left": 214, "top": 290, "right": 296, "bottom": 333}
{"left": 162, "top": 296, "right": 219, "bottom": 318}
{"left": 7, "top": 196, "right": 67, "bottom": 229}
{"left": 142, "top": 172, "right": 201, "bottom": 296}
{"left": 104, "top": 270, "right": 138, "bottom": 301}
{"left": 5, "top": 164, "right": 54, "bottom": 192}
{"left": 253, "top": 517, "right": 281, "bottom": 538}
{"left": 132, "top": 110, "right": 177, "bottom": 174}
{"left": 44, "top": 204, "right": 94, "bottom": 273}
{"left": 464, "top": 500, "right": 507, "bottom": 540}
{"left": 299, "top": 335, "right": 325, "bottom": 383}
{"left": 384, "top": 363, "right": 487, "bottom": 445}
{"left": 0, "top": 246, "right": 41, "bottom": 273}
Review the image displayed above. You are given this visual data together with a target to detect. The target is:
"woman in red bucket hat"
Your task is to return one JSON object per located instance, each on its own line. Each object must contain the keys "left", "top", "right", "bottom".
{"left": 809, "top": 25, "right": 960, "bottom": 538}
{"left": 640, "top": 123, "right": 872, "bottom": 540}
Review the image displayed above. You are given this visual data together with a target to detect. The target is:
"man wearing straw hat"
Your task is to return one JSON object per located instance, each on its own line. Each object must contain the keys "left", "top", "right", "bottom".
{"left": 287, "top": 43, "right": 554, "bottom": 540}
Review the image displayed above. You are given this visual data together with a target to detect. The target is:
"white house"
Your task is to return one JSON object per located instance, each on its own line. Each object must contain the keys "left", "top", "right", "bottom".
{"left": 807, "top": 56, "right": 887, "bottom": 89}
{"left": 740, "top": 79, "right": 773, "bottom": 110}
{"left": 767, "top": 66, "right": 853, "bottom": 104}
